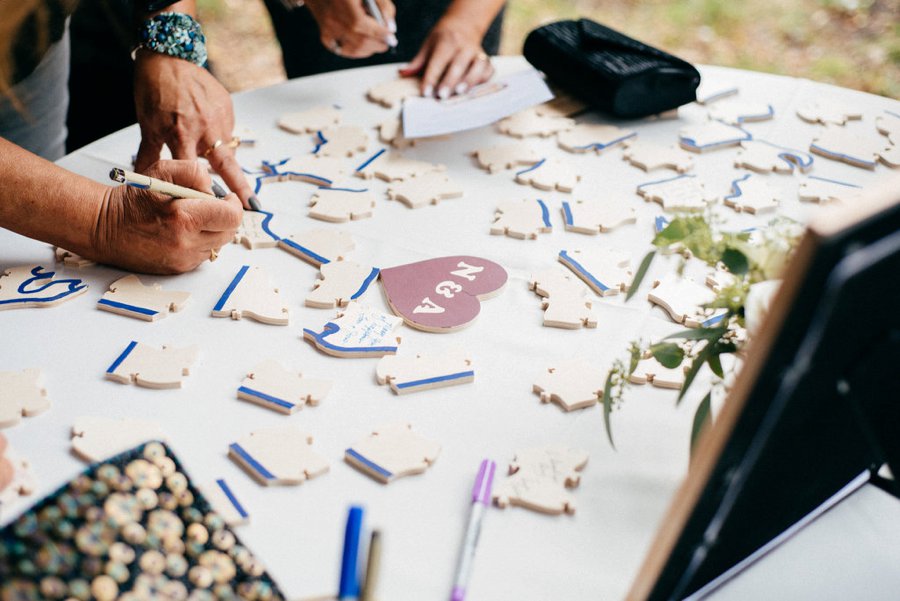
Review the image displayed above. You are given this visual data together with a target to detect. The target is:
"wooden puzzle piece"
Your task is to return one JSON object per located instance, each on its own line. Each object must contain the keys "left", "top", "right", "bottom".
{"left": 648, "top": 274, "right": 728, "bottom": 328}
{"left": 637, "top": 174, "right": 717, "bottom": 212}
{"left": 558, "top": 249, "right": 633, "bottom": 297}
{"left": 375, "top": 349, "right": 474, "bottom": 395}
{"left": 278, "top": 105, "right": 341, "bottom": 134}
{"left": 490, "top": 199, "right": 552, "bottom": 239}
{"left": 308, "top": 187, "right": 377, "bottom": 222}
{"left": 796, "top": 100, "right": 863, "bottom": 125}
{"left": 679, "top": 121, "right": 752, "bottom": 152}
{"left": 378, "top": 115, "right": 448, "bottom": 148}
{"left": 723, "top": 174, "right": 781, "bottom": 214}
{"left": 695, "top": 82, "right": 739, "bottom": 105}
{"left": 105, "top": 341, "right": 199, "bottom": 389}
{"left": 344, "top": 423, "right": 440, "bottom": 483}
{"left": 798, "top": 176, "right": 863, "bottom": 204}
{"left": 367, "top": 77, "right": 421, "bottom": 108}
{"left": 629, "top": 354, "right": 689, "bottom": 389}
{"left": 229, "top": 426, "right": 329, "bottom": 486}
{"left": 54, "top": 247, "right": 95, "bottom": 268}
{"left": 278, "top": 229, "right": 355, "bottom": 266}
{"left": 379, "top": 255, "right": 509, "bottom": 333}
{"left": 561, "top": 197, "right": 636, "bottom": 234}
{"left": 876, "top": 111, "right": 900, "bottom": 145}
{"left": 303, "top": 301, "right": 402, "bottom": 357}
{"left": 705, "top": 267, "right": 738, "bottom": 293}
{"left": 529, "top": 269, "right": 597, "bottom": 329}
{"left": 199, "top": 479, "right": 249, "bottom": 526}
{"left": 810, "top": 124, "right": 897, "bottom": 170}
{"left": 263, "top": 155, "right": 348, "bottom": 188}
{"left": 556, "top": 123, "right": 637, "bottom": 153}
{"left": 306, "top": 260, "right": 380, "bottom": 308}
{"left": 706, "top": 100, "right": 774, "bottom": 125}
{"left": 734, "top": 140, "right": 814, "bottom": 174}
{"left": 313, "top": 126, "right": 368, "bottom": 158}
{"left": 471, "top": 143, "right": 541, "bottom": 173}
{"left": 533, "top": 360, "right": 604, "bottom": 410}
{"left": 534, "top": 93, "right": 587, "bottom": 117}
{"left": 0, "top": 265, "right": 87, "bottom": 310}
{"left": 238, "top": 359, "right": 332, "bottom": 414}
{"left": 497, "top": 107, "right": 575, "bottom": 138}
{"left": 97, "top": 275, "right": 190, "bottom": 322}
{"left": 212, "top": 265, "right": 290, "bottom": 325}
{"left": 0, "top": 368, "right": 50, "bottom": 428}
{"left": 0, "top": 447, "right": 36, "bottom": 515}
{"left": 354, "top": 149, "right": 445, "bottom": 181}
{"left": 622, "top": 140, "right": 694, "bottom": 173}
{"left": 70, "top": 416, "right": 165, "bottom": 462}
{"left": 233, "top": 210, "right": 280, "bottom": 249}
{"left": 514, "top": 158, "right": 580, "bottom": 192}
{"left": 387, "top": 171, "right": 463, "bottom": 208}
{"left": 493, "top": 445, "right": 589, "bottom": 515}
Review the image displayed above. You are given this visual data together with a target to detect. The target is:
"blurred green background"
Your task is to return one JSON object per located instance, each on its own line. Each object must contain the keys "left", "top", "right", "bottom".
{"left": 198, "top": 0, "right": 899, "bottom": 98}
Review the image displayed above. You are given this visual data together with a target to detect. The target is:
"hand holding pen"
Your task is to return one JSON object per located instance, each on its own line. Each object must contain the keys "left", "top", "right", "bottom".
{"left": 304, "top": 0, "right": 397, "bottom": 58}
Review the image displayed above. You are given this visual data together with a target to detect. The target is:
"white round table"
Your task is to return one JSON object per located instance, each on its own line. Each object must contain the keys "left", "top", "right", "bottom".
{"left": 2, "top": 57, "right": 898, "bottom": 600}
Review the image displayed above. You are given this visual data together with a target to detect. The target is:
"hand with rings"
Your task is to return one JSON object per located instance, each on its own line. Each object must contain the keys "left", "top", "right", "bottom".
{"left": 398, "top": 9, "right": 500, "bottom": 99}
{"left": 133, "top": 50, "right": 259, "bottom": 210}
{"left": 304, "top": 0, "right": 397, "bottom": 59}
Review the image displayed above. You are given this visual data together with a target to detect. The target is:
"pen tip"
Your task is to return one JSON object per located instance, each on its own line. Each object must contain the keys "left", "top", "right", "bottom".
{"left": 248, "top": 195, "right": 262, "bottom": 212}
{"left": 109, "top": 168, "right": 125, "bottom": 183}
{"left": 211, "top": 181, "right": 227, "bottom": 199}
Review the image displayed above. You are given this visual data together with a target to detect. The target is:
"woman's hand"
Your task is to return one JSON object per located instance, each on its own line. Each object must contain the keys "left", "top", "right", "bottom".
{"left": 305, "top": 0, "right": 397, "bottom": 58}
{"left": 133, "top": 51, "right": 256, "bottom": 209}
{"left": 0, "top": 434, "right": 14, "bottom": 493}
{"left": 399, "top": 15, "right": 495, "bottom": 98}
{"left": 90, "top": 160, "right": 243, "bottom": 274}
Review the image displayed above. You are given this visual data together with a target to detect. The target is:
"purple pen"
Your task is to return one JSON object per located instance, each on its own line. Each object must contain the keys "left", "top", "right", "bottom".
{"left": 450, "top": 459, "right": 496, "bottom": 601}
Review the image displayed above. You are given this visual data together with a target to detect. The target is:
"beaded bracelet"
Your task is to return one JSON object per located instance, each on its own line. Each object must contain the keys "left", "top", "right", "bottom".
{"left": 135, "top": 12, "right": 208, "bottom": 67}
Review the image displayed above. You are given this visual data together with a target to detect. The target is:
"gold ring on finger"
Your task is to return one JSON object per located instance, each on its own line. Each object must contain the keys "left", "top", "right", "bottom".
{"left": 203, "top": 139, "right": 224, "bottom": 157}
{"left": 226, "top": 136, "right": 241, "bottom": 149}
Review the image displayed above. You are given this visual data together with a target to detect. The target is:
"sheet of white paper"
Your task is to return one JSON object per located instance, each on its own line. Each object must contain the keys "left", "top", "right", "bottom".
{"left": 402, "top": 68, "right": 554, "bottom": 138}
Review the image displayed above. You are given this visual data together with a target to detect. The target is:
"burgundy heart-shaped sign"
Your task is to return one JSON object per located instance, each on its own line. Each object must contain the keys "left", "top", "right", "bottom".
{"left": 379, "top": 255, "right": 508, "bottom": 332}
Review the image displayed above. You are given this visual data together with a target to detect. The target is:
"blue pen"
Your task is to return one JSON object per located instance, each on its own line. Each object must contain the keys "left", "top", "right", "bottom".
{"left": 339, "top": 505, "right": 365, "bottom": 600}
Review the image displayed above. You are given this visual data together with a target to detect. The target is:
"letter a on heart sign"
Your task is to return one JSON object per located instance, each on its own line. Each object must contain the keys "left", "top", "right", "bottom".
{"left": 379, "top": 256, "right": 508, "bottom": 332}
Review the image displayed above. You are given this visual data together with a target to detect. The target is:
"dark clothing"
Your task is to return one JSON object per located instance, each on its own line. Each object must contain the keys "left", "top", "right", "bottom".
{"left": 11, "top": 0, "right": 75, "bottom": 85}
{"left": 262, "top": 0, "right": 505, "bottom": 79}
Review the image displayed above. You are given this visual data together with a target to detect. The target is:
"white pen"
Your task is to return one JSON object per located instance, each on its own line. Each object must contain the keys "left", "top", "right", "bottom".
{"left": 450, "top": 459, "right": 496, "bottom": 601}
{"left": 109, "top": 167, "right": 220, "bottom": 202}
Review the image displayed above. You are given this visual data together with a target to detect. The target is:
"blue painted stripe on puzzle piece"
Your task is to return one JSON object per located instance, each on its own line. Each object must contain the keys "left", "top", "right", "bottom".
{"left": 312, "top": 131, "right": 328, "bottom": 154}
{"left": 280, "top": 238, "right": 330, "bottom": 265}
{"left": 229, "top": 443, "right": 275, "bottom": 481}
{"left": 886, "top": 110, "right": 900, "bottom": 119}
{"left": 395, "top": 370, "right": 475, "bottom": 390}
{"left": 213, "top": 265, "right": 249, "bottom": 312}
{"left": 18, "top": 266, "right": 86, "bottom": 295}
{"left": 215, "top": 478, "right": 249, "bottom": 518}
{"left": 806, "top": 175, "right": 861, "bottom": 188}
{"left": 654, "top": 216, "right": 670, "bottom": 233}
{"left": 702, "top": 312, "right": 727, "bottom": 328}
{"left": 571, "top": 130, "right": 638, "bottom": 151}
{"left": 810, "top": 143, "right": 877, "bottom": 169}
{"left": 536, "top": 199, "right": 551, "bottom": 228}
{"left": 515, "top": 158, "right": 545, "bottom": 176}
{"left": 97, "top": 298, "right": 158, "bottom": 317}
{"left": 258, "top": 211, "right": 280, "bottom": 242}
{"left": 281, "top": 172, "right": 333, "bottom": 186}
{"left": 562, "top": 201, "right": 574, "bottom": 227}
{"left": 724, "top": 173, "right": 753, "bottom": 201}
{"left": 559, "top": 250, "right": 609, "bottom": 292}
{"left": 680, "top": 124, "right": 751, "bottom": 150}
{"left": 735, "top": 105, "right": 774, "bottom": 123}
{"left": 351, "top": 268, "right": 380, "bottom": 300}
{"left": 637, "top": 173, "right": 694, "bottom": 192}
{"left": 304, "top": 323, "right": 398, "bottom": 355}
{"left": 107, "top": 340, "right": 138, "bottom": 374}
{"left": 345, "top": 448, "right": 392, "bottom": 480}
{"left": 355, "top": 148, "right": 386, "bottom": 173}
{"left": 326, "top": 187, "right": 369, "bottom": 193}
{"left": 238, "top": 386, "right": 294, "bottom": 410}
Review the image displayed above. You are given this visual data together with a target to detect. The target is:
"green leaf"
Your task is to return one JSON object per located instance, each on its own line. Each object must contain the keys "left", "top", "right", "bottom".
{"left": 602, "top": 371, "right": 616, "bottom": 450}
{"left": 664, "top": 326, "right": 728, "bottom": 341}
{"left": 628, "top": 346, "right": 642, "bottom": 375}
{"left": 720, "top": 248, "right": 749, "bottom": 275}
{"left": 650, "top": 343, "right": 684, "bottom": 368}
{"left": 626, "top": 250, "right": 656, "bottom": 302}
{"left": 678, "top": 342, "right": 714, "bottom": 405}
{"left": 690, "top": 392, "right": 712, "bottom": 458}
{"left": 653, "top": 219, "right": 688, "bottom": 245}
{"left": 707, "top": 352, "right": 724, "bottom": 378}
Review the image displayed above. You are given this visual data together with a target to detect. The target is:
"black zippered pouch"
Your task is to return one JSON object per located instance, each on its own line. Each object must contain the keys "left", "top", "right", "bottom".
{"left": 524, "top": 18, "right": 701, "bottom": 118}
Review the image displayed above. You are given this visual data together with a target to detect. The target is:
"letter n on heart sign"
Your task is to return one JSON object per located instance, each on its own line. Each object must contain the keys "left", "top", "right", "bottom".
{"left": 379, "top": 256, "right": 508, "bottom": 332}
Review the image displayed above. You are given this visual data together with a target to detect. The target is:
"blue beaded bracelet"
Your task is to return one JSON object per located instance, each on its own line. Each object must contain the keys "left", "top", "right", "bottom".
{"left": 136, "top": 12, "right": 208, "bottom": 67}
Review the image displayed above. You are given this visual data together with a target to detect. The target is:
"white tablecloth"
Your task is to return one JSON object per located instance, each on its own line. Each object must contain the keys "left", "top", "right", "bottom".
{"left": 2, "top": 57, "right": 898, "bottom": 600}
